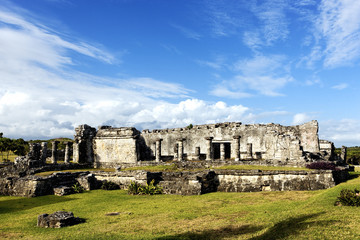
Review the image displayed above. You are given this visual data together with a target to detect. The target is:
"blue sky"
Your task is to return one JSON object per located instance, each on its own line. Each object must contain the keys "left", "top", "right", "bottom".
{"left": 0, "top": 0, "right": 359, "bottom": 147}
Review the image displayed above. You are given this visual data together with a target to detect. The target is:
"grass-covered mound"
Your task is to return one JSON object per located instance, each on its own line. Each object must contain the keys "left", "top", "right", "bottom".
{"left": 1, "top": 173, "right": 360, "bottom": 239}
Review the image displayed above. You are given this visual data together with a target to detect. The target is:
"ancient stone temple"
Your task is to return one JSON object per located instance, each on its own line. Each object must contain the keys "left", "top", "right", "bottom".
{"left": 73, "top": 120, "right": 333, "bottom": 168}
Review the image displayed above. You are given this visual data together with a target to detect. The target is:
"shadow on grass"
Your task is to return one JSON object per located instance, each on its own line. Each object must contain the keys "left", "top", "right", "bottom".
{"left": 347, "top": 172, "right": 360, "bottom": 181}
{"left": 0, "top": 195, "right": 75, "bottom": 214}
{"left": 249, "top": 212, "right": 335, "bottom": 240}
{"left": 155, "top": 224, "right": 263, "bottom": 240}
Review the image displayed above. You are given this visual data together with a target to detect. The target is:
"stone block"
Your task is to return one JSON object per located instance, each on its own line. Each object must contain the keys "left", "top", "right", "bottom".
{"left": 37, "top": 211, "right": 84, "bottom": 228}
{"left": 53, "top": 186, "right": 73, "bottom": 196}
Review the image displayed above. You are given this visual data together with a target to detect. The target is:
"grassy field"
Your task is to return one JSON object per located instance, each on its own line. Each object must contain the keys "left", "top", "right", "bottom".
{"left": 1, "top": 174, "right": 360, "bottom": 239}
{"left": 0, "top": 151, "right": 17, "bottom": 162}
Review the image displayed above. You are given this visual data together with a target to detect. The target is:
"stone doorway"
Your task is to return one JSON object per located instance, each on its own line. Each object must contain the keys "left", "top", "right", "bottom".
{"left": 213, "top": 142, "right": 231, "bottom": 160}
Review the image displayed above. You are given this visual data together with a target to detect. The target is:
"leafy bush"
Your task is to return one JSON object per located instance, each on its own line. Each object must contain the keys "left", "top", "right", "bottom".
{"left": 127, "top": 180, "right": 163, "bottom": 195}
{"left": 335, "top": 188, "right": 360, "bottom": 206}
{"left": 127, "top": 181, "right": 142, "bottom": 195}
{"left": 72, "top": 183, "right": 84, "bottom": 193}
{"left": 306, "top": 161, "right": 338, "bottom": 170}
{"left": 101, "top": 180, "right": 119, "bottom": 190}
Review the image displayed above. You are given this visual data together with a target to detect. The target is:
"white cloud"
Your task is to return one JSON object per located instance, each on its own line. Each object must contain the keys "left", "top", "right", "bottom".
{"left": 0, "top": 4, "right": 257, "bottom": 140}
{"left": 211, "top": 54, "right": 293, "bottom": 97}
{"left": 292, "top": 113, "right": 313, "bottom": 125}
{"left": 249, "top": 0, "right": 289, "bottom": 46}
{"left": 332, "top": 83, "right": 348, "bottom": 90}
{"left": 320, "top": 119, "right": 360, "bottom": 147}
{"left": 309, "top": 0, "right": 360, "bottom": 67}
{"left": 202, "top": 0, "right": 244, "bottom": 37}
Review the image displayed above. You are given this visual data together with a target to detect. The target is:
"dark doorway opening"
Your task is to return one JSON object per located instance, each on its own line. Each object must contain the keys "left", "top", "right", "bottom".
{"left": 213, "top": 142, "right": 231, "bottom": 160}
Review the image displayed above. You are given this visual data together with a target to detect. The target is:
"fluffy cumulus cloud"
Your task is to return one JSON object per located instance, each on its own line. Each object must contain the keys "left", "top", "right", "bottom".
{"left": 0, "top": 5, "right": 253, "bottom": 139}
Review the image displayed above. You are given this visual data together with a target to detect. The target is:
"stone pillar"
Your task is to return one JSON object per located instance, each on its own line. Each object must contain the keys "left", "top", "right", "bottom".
{"left": 205, "top": 137, "right": 213, "bottom": 161}
{"left": 73, "top": 140, "right": 80, "bottom": 163}
{"left": 341, "top": 146, "right": 347, "bottom": 162}
{"left": 177, "top": 138, "right": 184, "bottom": 161}
{"left": 220, "top": 143, "right": 225, "bottom": 160}
{"left": 155, "top": 138, "right": 162, "bottom": 162}
{"left": 40, "top": 142, "right": 48, "bottom": 164}
{"left": 64, "top": 142, "right": 71, "bottom": 164}
{"left": 195, "top": 147, "right": 200, "bottom": 160}
{"left": 233, "top": 135, "right": 241, "bottom": 161}
{"left": 246, "top": 143, "right": 253, "bottom": 159}
{"left": 28, "top": 143, "right": 41, "bottom": 160}
{"left": 51, "top": 141, "right": 59, "bottom": 164}
{"left": 73, "top": 124, "right": 97, "bottom": 164}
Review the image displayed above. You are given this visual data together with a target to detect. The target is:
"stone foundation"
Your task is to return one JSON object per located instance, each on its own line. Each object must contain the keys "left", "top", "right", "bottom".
{"left": 0, "top": 168, "right": 345, "bottom": 197}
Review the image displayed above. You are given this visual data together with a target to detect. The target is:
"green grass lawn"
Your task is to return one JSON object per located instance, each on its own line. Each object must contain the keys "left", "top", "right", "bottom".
{"left": 0, "top": 151, "right": 17, "bottom": 162}
{"left": 1, "top": 174, "right": 360, "bottom": 239}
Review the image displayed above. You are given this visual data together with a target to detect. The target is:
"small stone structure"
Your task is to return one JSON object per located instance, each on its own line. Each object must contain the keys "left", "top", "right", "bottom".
{"left": 73, "top": 120, "right": 335, "bottom": 168}
{"left": 37, "top": 211, "right": 84, "bottom": 228}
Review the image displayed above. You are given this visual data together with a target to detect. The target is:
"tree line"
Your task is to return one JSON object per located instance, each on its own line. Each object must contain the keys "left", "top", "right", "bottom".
{"left": 0, "top": 133, "right": 27, "bottom": 161}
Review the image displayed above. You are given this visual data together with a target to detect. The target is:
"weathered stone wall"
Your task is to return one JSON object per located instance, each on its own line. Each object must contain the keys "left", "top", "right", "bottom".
{"left": 0, "top": 171, "right": 97, "bottom": 197}
{"left": 73, "top": 125, "right": 96, "bottom": 164}
{"left": 93, "top": 127, "right": 140, "bottom": 167}
{"left": 0, "top": 168, "right": 346, "bottom": 197}
{"left": 140, "top": 121, "right": 319, "bottom": 162}
{"left": 216, "top": 169, "right": 335, "bottom": 192}
{"left": 92, "top": 169, "right": 340, "bottom": 195}
{"left": 319, "top": 140, "right": 335, "bottom": 161}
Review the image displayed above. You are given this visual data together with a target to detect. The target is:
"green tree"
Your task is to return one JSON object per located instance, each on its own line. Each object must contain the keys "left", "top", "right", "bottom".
{"left": 12, "top": 138, "right": 26, "bottom": 156}
{"left": 0, "top": 137, "right": 12, "bottom": 161}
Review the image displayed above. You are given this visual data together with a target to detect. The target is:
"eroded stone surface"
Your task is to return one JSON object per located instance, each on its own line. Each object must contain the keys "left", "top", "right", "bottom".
{"left": 37, "top": 211, "right": 84, "bottom": 228}
{"left": 79, "top": 120, "right": 330, "bottom": 168}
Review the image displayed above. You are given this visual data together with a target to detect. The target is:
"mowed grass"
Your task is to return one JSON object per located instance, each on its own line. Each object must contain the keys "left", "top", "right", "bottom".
{"left": 1, "top": 175, "right": 360, "bottom": 239}
{"left": 0, "top": 151, "right": 17, "bottom": 162}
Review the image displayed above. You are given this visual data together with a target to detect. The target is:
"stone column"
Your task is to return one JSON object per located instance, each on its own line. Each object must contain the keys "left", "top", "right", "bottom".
{"left": 73, "top": 140, "right": 80, "bottom": 163}
{"left": 341, "top": 146, "right": 347, "bottom": 163}
{"left": 40, "top": 142, "right": 48, "bottom": 164}
{"left": 220, "top": 143, "right": 225, "bottom": 160}
{"left": 233, "top": 135, "right": 241, "bottom": 161}
{"left": 155, "top": 138, "right": 162, "bottom": 162}
{"left": 177, "top": 138, "right": 184, "bottom": 161}
{"left": 205, "top": 137, "right": 213, "bottom": 161}
{"left": 51, "top": 141, "right": 59, "bottom": 164}
{"left": 246, "top": 143, "right": 253, "bottom": 159}
{"left": 195, "top": 147, "right": 200, "bottom": 160}
{"left": 64, "top": 142, "right": 71, "bottom": 164}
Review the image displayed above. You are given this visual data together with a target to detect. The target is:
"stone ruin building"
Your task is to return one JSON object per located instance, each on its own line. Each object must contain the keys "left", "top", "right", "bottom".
{"left": 0, "top": 120, "right": 349, "bottom": 197}
{"left": 72, "top": 120, "right": 337, "bottom": 168}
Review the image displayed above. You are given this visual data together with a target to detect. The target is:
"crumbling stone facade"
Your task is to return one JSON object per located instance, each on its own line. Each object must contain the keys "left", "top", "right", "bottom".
{"left": 75, "top": 120, "right": 332, "bottom": 168}
{"left": 73, "top": 125, "right": 96, "bottom": 164}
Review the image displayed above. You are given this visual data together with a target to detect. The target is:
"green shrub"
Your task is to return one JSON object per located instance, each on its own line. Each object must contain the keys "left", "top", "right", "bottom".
{"left": 127, "top": 180, "right": 163, "bottom": 195}
{"left": 72, "top": 182, "right": 84, "bottom": 193}
{"left": 101, "top": 180, "right": 119, "bottom": 190}
{"left": 335, "top": 188, "right": 360, "bottom": 206}
{"left": 139, "top": 179, "right": 163, "bottom": 195}
{"left": 127, "top": 181, "right": 142, "bottom": 195}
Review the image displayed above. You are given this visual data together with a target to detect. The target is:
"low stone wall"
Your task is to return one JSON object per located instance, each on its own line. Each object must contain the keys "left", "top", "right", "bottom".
{"left": 0, "top": 171, "right": 97, "bottom": 197}
{"left": 92, "top": 169, "right": 341, "bottom": 195}
{"left": 0, "top": 168, "right": 347, "bottom": 197}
